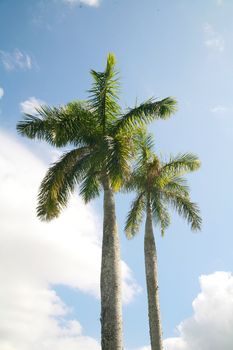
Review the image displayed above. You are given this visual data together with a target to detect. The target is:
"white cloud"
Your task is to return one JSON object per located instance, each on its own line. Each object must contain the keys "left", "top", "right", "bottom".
{"left": 211, "top": 105, "right": 229, "bottom": 114}
{"left": 210, "top": 105, "right": 233, "bottom": 121}
{"left": 20, "top": 97, "right": 46, "bottom": 115}
{"left": 163, "top": 271, "right": 233, "bottom": 350}
{"left": 204, "top": 23, "right": 224, "bottom": 52}
{"left": 0, "top": 130, "right": 139, "bottom": 349}
{"left": 210, "top": 105, "right": 233, "bottom": 115}
{"left": 137, "top": 272, "right": 233, "bottom": 350}
{"left": 0, "top": 86, "right": 4, "bottom": 99}
{"left": 64, "top": 0, "right": 100, "bottom": 7}
{"left": 217, "top": 0, "right": 224, "bottom": 5}
{"left": 0, "top": 49, "right": 33, "bottom": 71}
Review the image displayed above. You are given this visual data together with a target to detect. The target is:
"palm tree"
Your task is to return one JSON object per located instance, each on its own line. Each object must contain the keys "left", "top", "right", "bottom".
{"left": 16, "top": 54, "right": 177, "bottom": 350}
{"left": 125, "top": 131, "right": 201, "bottom": 350}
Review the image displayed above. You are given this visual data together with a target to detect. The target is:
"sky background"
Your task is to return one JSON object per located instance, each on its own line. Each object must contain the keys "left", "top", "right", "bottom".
{"left": 1, "top": 0, "right": 233, "bottom": 349}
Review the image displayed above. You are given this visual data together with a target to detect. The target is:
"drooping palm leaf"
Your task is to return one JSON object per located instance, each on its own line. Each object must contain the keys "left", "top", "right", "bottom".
{"left": 125, "top": 192, "right": 146, "bottom": 238}
{"left": 162, "top": 190, "right": 201, "bottom": 231}
{"left": 37, "top": 147, "right": 91, "bottom": 221}
{"left": 106, "top": 134, "right": 132, "bottom": 190}
{"left": 151, "top": 194, "right": 171, "bottom": 236}
{"left": 79, "top": 170, "right": 101, "bottom": 203}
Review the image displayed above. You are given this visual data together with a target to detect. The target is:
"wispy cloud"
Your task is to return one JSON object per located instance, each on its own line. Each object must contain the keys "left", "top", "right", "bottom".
{"left": 20, "top": 97, "right": 46, "bottom": 115}
{"left": 204, "top": 23, "right": 224, "bottom": 52}
{"left": 210, "top": 105, "right": 233, "bottom": 116}
{"left": 0, "top": 49, "right": 33, "bottom": 71}
{"left": 0, "top": 86, "right": 4, "bottom": 99}
{"left": 63, "top": 0, "right": 100, "bottom": 7}
{"left": 217, "top": 0, "right": 224, "bottom": 5}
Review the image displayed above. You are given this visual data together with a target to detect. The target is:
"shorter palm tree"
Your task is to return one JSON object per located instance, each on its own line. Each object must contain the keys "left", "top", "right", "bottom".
{"left": 124, "top": 131, "right": 201, "bottom": 350}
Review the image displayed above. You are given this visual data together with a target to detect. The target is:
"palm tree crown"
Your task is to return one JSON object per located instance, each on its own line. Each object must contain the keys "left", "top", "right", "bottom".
{"left": 125, "top": 130, "right": 202, "bottom": 238}
{"left": 17, "top": 53, "right": 177, "bottom": 221}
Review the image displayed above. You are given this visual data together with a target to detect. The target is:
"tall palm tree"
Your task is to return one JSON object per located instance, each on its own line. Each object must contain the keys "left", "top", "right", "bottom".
{"left": 125, "top": 131, "right": 201, "bottom": 350}
{"left": 17, "top": 54, "right": 177, "bottom": 350}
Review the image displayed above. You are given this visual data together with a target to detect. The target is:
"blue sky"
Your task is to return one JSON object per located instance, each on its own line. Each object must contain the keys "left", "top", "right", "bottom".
{"left": 1, "top": 1, "right": 233, "bottom": 349}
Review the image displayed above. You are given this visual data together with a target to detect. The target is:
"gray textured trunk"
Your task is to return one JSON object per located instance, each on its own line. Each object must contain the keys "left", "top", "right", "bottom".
{"left": 144, "top": 203, "right": 163, "bottom": 350}
{"left": 100, "top": 178, "right": 123, "bottom": 350}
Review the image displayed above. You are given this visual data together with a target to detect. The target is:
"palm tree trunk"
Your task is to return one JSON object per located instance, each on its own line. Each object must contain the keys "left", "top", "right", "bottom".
{"left": 100, "top": 177, "right": 123, "bottom": 350}
{"left": 144, "top": 201, "right": 163, "bottom": 350}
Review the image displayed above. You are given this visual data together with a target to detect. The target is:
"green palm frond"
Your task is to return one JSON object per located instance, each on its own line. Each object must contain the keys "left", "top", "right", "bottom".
{"left": 107, "top": 134, "right": 132, "bottom": 190}
{"left": 163, "top": 177, "right": 190, "bottom": 197}
{"left": 163, "top": 190, "right": 201, "bottom": 231}
{"left": 161, "top": 153, "right": 201, "bottom": 176}
{"left": 122, "top": 131, "right": 155, "bottom": 192}
{"left": 123, "top": 170, "right": 146, "bottom": 193}
{"left": 125, "top": 192, "right": 146, "bottom": 239}
{"left": 155, "top": 172, "right": 190, "bottom": 193}
{"left": 17, "top": 102, "right": 100, "bottom": 147}
{"left": 115, "top": 97, "right": 177, "bottom": 133}
{"left": 88, "top": 53, "right": 121, "bottom": 131}
{"left": 79, "top": 171, "right": 101, "bottom": 203}
{"left": 17, "top": 108, "right": 56, "bottom": 145}
{"left": 134, "top": 129, "right": 155, "bottom": 167}
{"left": 139, "top": 130, "right": 154, "bottom": 153}
{"left": 151, "top": 195, "right": 171, "bottom": 236}
{"left": 37, "top": 147, "right": 91, "bottom": 221}
{"left": 64, "top": 101, "right": 101, "bottom": 146}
